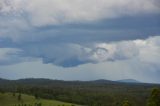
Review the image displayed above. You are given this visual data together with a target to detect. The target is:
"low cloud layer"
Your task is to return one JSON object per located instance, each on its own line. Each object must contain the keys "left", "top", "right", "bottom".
{"left": 27, "top": 36, "right": 160, "bottom": 67}
{"left": 1, "top": 36, "right": 160, "bottom": 67}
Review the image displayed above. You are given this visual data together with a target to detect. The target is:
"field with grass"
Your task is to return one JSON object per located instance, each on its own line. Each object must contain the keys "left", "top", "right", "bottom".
{"left": 0, "top": 93, "right": 80, "bottom": 106}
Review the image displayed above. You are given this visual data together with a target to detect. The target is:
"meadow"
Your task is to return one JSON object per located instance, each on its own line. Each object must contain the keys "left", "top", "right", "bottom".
{"left": 0, "top": 93, "right": 80, "bottom": 106}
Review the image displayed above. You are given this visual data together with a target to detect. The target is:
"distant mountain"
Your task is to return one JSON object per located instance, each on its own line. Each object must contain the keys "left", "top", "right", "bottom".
{"left": 91, "top": 79, "right": 114, "bottom": 83}
{"left": 117, "top": 79, "right": 141, "bottom": 83}
{"left": 0, "top": 78, "right": 151, "bottom": 85}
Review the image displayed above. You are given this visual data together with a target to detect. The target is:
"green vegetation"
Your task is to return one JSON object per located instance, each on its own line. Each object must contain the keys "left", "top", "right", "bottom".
{"left": 122, "top": 100, "right": 132, "bottom": 106}
{"left": 0, "top": 93, "right": 79, "bottom": 106}
{"left": 147, "top": 88, "right": 160, "bottom": 106}
{"left": 0, "top": 78, "right": 160, "bottom": 106}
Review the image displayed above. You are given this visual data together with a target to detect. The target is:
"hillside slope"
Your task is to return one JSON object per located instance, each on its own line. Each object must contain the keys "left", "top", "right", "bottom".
{"left": 0, "top": 93, "right": 79, "bottom": 106}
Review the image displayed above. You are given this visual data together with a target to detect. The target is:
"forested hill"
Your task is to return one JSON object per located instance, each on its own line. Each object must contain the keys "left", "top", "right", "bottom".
{"left": 0, "top": 78, "right": 159, "bottom": 86}
{"left": 0, "top": 78, "right": 160, "bottom": 106}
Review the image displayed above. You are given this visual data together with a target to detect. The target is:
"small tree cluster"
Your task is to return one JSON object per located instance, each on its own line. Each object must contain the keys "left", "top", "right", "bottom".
{"left": 147, "top": 88, "right": 160, "bottom": 106}
{"left": 122, "top": 100, "right": 132, "bottom": 106}
{"left": 34, "top": 103, "right": 42, "bottom": 106}
{"left": 18, "top": 93, "right": 22, "bottom": 101}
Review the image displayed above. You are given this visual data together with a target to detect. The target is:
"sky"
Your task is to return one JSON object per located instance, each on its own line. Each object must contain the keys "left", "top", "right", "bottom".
{"left": 0, "top": 0, "right": 160, "bottom": 83}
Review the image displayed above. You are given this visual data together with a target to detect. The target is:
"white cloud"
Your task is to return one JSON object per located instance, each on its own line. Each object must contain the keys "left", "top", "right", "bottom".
{"left": 25, "top": 0, "right": 160, "bottom": 26}
{"left": 88, "top": 36, "right": 160, "bottom": 66}
{"left": 0, "top": 0, "right": 159, "bottom": 42}
{"left": 135, "top": 36, "right": 160, "bottom": 65}
{"left": 0, "top": 0, "right": 25, "bottom": 14}
{"left": 0, "top": 0, "right": 159, "bottom": 26}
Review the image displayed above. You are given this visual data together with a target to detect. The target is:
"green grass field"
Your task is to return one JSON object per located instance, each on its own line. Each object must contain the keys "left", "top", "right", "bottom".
{"left": 0, "top": 93, "right": 80, "bottom": 106}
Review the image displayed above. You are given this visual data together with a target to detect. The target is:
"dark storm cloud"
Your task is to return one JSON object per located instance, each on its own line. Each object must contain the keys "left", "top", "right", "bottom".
{"left": 0, "top": 0, "right": 160, "bottom": 67}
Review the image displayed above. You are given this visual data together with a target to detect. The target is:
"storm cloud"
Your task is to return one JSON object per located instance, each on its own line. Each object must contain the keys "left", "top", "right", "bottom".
{"left": 0, "top": 0, "right": 160, "bottom": 82}
{"left": 0, "top": 36, "right": 160, "bottom": 67}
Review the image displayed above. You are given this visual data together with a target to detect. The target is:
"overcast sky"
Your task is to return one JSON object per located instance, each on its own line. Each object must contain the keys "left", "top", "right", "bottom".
{"left": 0, "top": 0, "right": 160, "bottom": 83}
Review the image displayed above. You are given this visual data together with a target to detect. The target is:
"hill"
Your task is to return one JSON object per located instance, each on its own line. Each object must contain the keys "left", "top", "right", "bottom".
{"left": 117, "top": 79, "right": 141, "bottom": 83}
{"left": 0, "top": 78, "right": 160, "bottom": 106}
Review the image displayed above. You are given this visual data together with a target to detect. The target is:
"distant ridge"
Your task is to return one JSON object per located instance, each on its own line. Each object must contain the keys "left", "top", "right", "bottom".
{"left": 117, "top": 79, "right": 141, "bottom": 83}
{"left": 0, "top": 78, "right": 154, "bottom": 84}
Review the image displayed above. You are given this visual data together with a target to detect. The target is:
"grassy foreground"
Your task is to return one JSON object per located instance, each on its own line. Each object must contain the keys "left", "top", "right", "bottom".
{"left": 0, "top": 93, "right": 80, "bottom": 106}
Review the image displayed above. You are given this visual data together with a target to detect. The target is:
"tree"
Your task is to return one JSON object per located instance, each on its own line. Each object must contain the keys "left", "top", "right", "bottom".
{"left": 147, "top": 88, "right": 160, "bottom": 106}
{"left": 0, "top": 88, "right": 5, "bottom": 94}
{"left": 37, "top": 103, "right": 42, "bottom": 106}
{"left": 13, "top": 92, "right": 16, "bottom": 96}
{"left": 34, "top": 93, "right": 38, "bottom": 99}
{"left": 18, "top": 93, "right": 22, "bottom": 101}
